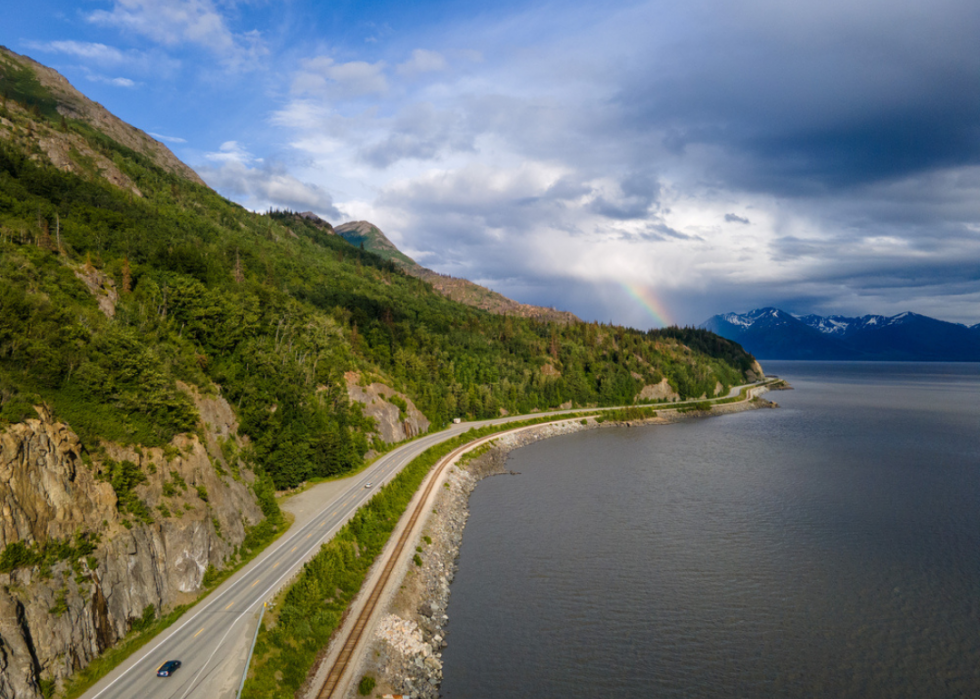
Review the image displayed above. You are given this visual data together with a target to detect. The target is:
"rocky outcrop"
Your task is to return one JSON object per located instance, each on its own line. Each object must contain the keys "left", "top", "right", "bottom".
{"left": 345, "top": 373, "right": 430, "bottom": 445}
{"left": 38, "top": 131, "right": 142, "bottom": 197}
{"left": 636, "top": 377, "right": 679, "bottom": 402}
{"left": 0, "top": 408, "right": 115, "bottom": 549}
{"left": 746, "top": 360, "right": 766, "bottom": 382}
{"left": 0, "top": 389, "right": 265, "bottom": 699}
{"left": 72, "top": 267, "right": 119, "bottom": 318}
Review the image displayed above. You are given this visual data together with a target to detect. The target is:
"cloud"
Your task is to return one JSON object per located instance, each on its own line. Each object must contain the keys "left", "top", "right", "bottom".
{"left": 613, "top": 0, "right": 980, "bottom": 193}
{"left": 292, "top": 56, "right": 388, "bottom": 98}
{"left": 396, "top": 49, "right": 447, "bottom": 77}
{"left": 589, "top": 173, "right": 662, "bottom": 220}
{"left": 205, "top": 140, "right": 255, "bottom": 164}
{"left": 149, "top": 132, "right": 187, "bottom": 144}
{"left": 27, "top": 40, "right": 126, "bottom": 64}
{"left": 87, "top": 0, "right": 267, "bottom": 69}
{"left": 258, "top": 0, "right": 980, "bottom": 326}
{"left": 85, "top": 74, "right": 139, "bottom": 88}
{"left": 198, "top": 160, "right": 343, "bottom": 220}
{"left": 358, "top": 102, "right": 475, "bottom": 168}
{"left": 23, "top": 39, "right": 180, "bottom": 75}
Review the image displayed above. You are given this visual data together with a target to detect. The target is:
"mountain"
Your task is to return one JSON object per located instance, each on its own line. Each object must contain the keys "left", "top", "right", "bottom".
{"left": 703, "top": 308, "right": 980, "bottom": 361}
{"left": 0, "top": 46, "right": 204, "bottom": 186}
{"left": 703, "top": 308, "right": 858, "bottom": 360}
{"left": 0, "top": 50, "right": 756, "bottom": 698}
{"left": 333, "top": 218, "right": 580, "bottom": 323}
{"left": 334, "top": 219, "right": 420, "bottom": 269}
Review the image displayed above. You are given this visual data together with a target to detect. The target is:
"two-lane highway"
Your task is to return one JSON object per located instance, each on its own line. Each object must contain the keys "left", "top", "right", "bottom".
{"left": 81, "top": 382, "right": 768, "bottom": 699}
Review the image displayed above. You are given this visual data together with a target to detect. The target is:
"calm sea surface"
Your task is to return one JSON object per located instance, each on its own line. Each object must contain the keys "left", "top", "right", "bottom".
{"left": 440, "top": 362, "right": 980, "bottom": 698}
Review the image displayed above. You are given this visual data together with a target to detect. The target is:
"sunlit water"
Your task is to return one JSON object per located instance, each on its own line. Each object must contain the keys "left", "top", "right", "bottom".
{"left": 440, "top": 362, "right": 980, "bottom": 698}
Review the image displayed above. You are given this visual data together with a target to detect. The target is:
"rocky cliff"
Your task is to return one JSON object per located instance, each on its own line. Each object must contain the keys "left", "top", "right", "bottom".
{"left": 345, "top": 372, "right": 430, "bottom": 447}
{"left": 0, "top": 389, "right": 265, "bottom": 699}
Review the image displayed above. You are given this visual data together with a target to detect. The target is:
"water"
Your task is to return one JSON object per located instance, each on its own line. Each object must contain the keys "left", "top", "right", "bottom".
{"left": 440, "top": 362, "right": 980, "bottom": 698}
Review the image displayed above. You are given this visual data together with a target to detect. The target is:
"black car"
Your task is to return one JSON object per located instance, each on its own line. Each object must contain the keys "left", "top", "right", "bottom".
{"left": 157, "top": 660, "right": 181, "bottom": 677}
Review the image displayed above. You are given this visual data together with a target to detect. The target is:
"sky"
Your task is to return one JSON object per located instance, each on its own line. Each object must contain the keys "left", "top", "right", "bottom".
{"left": 5, "top": 0, "right": 980, "bottom": 328}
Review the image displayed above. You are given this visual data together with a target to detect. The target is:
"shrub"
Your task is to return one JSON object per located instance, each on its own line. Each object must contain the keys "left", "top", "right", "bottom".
{"left": 357, "top": 675, "right": 376, "bottom": 696}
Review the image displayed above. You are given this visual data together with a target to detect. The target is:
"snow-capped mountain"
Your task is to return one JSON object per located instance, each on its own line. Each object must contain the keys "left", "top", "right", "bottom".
{"left": 701, "top": 309, "right": 980, "bottom": 361}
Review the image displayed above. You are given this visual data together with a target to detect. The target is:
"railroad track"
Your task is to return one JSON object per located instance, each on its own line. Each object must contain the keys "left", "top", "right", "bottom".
{"left": 315, "top": 433, "right": 488, "bottom": 698}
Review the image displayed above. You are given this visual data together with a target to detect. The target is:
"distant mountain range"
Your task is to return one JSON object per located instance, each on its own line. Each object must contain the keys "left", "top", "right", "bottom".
{"left": 701, "top": 308, "right": 980, "bottom": 361}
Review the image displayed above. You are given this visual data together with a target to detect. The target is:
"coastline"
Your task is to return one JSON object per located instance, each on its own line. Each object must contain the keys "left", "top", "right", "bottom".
{"left": 346, "top": 387, "right": 781, "bottom": 698}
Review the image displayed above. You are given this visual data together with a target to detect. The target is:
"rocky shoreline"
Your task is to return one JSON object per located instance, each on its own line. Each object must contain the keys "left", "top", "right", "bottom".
{"left": 350, "top": 392, "right": 779, "bottom": 698}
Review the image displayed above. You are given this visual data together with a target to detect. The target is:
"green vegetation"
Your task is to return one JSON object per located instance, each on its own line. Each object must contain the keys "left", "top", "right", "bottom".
{"left": 96, "top": 459, "right": 152, "bottom": 522}
{"left": 0, "top": 57, "right": 757, "bottom": 697}
{"left": 357, "top": 675, "right": 376, "bottom": 696}
{"left": 594, "top": 406, "right": 659, "bottom": 423}
{"left": 0, "top": 61, "right": 754, "bottom": 493}
{"left": 0, "top": 532, "right": 99, "bottom": 575}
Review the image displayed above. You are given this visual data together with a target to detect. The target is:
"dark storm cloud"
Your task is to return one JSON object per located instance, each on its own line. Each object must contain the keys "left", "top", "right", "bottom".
{"left": 615, "top": 0, "right": 980, "bottom": 194}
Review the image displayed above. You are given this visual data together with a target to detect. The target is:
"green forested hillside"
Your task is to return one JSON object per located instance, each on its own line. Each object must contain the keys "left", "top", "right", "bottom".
{"left": 0, "top": 52, "right": 756, "bottom": 490}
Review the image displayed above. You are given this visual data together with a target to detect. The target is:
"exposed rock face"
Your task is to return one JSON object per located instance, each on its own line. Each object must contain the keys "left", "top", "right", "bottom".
{"left": 746, "top": 359, "right": 766, "bottom": 382}
{"left": 636, "top": 377, "right": 679, "bottom": 402}
{"left": 38, "top": 131, "right": 142, "bottom": 197}
{"left": 0, "top": 409, "right": 115, "bottom": 549}
{"left": 345, "top": 373, "right": 430, "bottom": 444}
{"left": 540, "top": 363, "right": 561, "bottom": 378}
{"left": 72, "top": 267, "right": 119, "bottom": 318}
{"left": 0, "top": 390, "right": 265, "bottom": 699}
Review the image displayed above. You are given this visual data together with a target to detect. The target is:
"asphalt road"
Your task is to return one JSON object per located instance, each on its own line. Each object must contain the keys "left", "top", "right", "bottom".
{"left": 80, "top": 383, "right": 765, "bottom": 699}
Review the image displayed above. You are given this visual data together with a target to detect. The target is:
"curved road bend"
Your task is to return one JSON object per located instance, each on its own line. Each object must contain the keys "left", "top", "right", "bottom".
{"left": 81, "top": 381, "right": 767, "bottom": 699}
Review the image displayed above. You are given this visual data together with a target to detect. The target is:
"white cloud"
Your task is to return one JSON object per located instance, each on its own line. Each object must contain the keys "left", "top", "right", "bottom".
{"left": 87, "top": 0, "right": 267, "bottom": 69}
{"left": 24, "top": 39, "right": 180, "bottom": 76}
{"left": 198, "top": 160, "right": 343, "bottom": 220}
{"left": 205, "top": 140, "right": 255, "bottom": 164}
{"left": 396, "top": 49, "right": 447, "bottom": 77}
{"left": 292, "top": 56, "right": 388, "bottom": 98}
{"left": 27, "top": 40, "right": 126, "bottom": 64}
{"left": 85, "top": 74, "right": 139, "bottom": 88}
{"left": 149, "top": 132, "right": 187, "bottom": 144}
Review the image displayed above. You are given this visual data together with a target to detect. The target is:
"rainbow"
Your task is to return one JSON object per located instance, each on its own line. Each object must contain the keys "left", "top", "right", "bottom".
{"left": 622, "top": 282, "right": 674, "bottom": 328}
